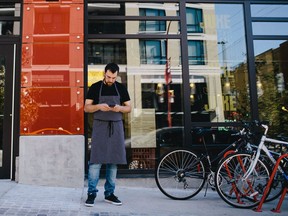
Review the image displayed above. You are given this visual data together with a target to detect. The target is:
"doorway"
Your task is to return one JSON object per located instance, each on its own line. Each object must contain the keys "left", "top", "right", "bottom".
{"left": 0, "top": 44, "right": 16, "bottom": 179}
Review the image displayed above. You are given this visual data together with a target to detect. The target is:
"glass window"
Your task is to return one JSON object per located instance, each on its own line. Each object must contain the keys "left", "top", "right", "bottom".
{"left": 88, "top": 40, "right": 127, "bottom": 65}
{"left": 86, "top": 2, "right": 250, "bottom": 171}
{"left": 252, "top": 22, "right": 288, "bottom": 36}
{"left": 188, "top": 40, "right": 205, "bottom": 65}
{"left": 88, "top": 2, "right": 179, "bottom": 35}
{"left": 87, "top": 38, "right": 184, "bottom": 170}
{"left": 188, "top": 4, "right": 249, "bottom": 122}
{"left": 0, "top": 3, "right": 21, "bottom": 36}
{"left": 140, "top": 40, "right": 166, "bottom": 65}
{"left": 88, "top": 20, "right": 125, "bottom": 34}
{"left": 254, "top": 40, "right": 288, "bottom": 136}
{"left": 251, "top": 4, "right": 288, "bottom": 18}
{"left": 0, "top": 56, "right": 4, "bottom": 167}
{"left": 186, "top": 7, "right": 203, "bottom": 33}
{"left": 87, "top": 3, "right": 125, "bottom": 16}
{"left": 139, "top": 9, "right": 166, "bottom": 32}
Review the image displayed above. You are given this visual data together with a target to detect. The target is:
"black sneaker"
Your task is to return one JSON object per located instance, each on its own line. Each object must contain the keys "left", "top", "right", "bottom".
{"left": 104, "top": 193, "right": 122, "bottom": 205}
{"left": 85, "top": 193, "right": 96, "bottom": 207}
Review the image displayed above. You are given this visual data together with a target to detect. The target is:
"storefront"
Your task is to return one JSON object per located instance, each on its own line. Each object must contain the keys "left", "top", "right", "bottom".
{"left": 0, "top": 0, "right": 288, "bottom": 186}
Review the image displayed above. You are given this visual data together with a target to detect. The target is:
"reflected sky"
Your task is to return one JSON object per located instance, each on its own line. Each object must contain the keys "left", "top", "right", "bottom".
{"left": 251, "top": 4, "right": 288, "bottom": 17}
{"left": 254, "top": 40, "right": 286, "bottom": 56}
{"left": 253, "top": 22, "right": 288, "bottom": 36}
{"left": 215, "top": 4, "right": 246, "bottom": 68}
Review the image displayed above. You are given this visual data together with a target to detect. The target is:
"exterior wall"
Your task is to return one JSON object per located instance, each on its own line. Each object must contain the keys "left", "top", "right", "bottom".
{"left": 18, "top": 135, "right": 84, "bottom": 187}
{"left": 18, "top": 0, "right": 84, "bottom": 187}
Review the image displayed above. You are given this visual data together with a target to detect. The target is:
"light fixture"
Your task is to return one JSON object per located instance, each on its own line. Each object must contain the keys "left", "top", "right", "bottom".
{"left": 190, "top": 83, "right": 196, "bottom": 103}
{"left": 190, "top": 83, "right": 196, "bottom": 94}
{"left": 257, "top": 79, "right": 263, "bottom": 97}
{"left": 156, "top": 83, "right": 165, "bottom": 103}
{"left": 190, "top": 94, "right": 195, "bottom": 103}
{"left": 168, "top": 90, "right": 174, "bottom": 103}
{"left": 156, "top": 83, "right": 164, "bottom": 95}
{"left": 223, "top": 77, "right": 231, "bottom": 95}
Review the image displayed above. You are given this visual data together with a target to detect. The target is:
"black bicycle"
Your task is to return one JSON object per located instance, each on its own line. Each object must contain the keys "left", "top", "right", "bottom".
{"left": 155, "top": 123, "right": 254, "bottom": 200}
{"left": 155, "top": 121, "right": 283, "bottom": 203}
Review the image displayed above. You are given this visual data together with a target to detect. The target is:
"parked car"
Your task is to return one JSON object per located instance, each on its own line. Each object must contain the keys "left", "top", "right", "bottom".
{"left": 125, "top": 126, "right": 240, "bottom": 170}
{"left": 156, "top": 126, "right": 240, "bottom": 156}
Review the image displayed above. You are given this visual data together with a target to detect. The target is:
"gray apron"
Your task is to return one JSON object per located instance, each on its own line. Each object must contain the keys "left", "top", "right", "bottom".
{"left": 90, "top": 82, "right": 127, "bottom": 164}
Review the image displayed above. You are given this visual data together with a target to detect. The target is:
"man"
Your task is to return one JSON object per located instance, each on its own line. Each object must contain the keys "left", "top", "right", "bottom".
{"left": 84, "top": 63, "right": 131, "bottom": 207}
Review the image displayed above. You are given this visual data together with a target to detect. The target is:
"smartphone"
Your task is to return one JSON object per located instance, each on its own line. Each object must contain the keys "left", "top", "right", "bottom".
{"left": 109, "top": 104, "right": 115, "bottom": 107}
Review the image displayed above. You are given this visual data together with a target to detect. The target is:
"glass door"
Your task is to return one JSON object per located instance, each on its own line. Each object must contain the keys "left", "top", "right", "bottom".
{"left": 0, "top": 44, "right": 15, "bottom": 179}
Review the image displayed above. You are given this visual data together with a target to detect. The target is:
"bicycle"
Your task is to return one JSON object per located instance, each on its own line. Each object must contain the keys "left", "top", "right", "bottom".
{"left": 214, "top": 122, "right": 288, "bottom": 208}
{"left": 155, "top": 122, "right": 256, "bottom": 200}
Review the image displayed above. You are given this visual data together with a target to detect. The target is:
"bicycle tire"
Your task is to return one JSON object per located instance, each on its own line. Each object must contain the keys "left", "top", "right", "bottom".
{"left": 155, "top": 149, "right": 206, "bottom": 200}
{"left": 214, "top": 152, "right": 270, "bottom": 208}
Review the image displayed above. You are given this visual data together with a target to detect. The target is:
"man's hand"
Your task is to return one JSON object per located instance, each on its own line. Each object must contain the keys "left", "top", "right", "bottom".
{"left": 109, "top": 104, "right": 122, "bottom": 112}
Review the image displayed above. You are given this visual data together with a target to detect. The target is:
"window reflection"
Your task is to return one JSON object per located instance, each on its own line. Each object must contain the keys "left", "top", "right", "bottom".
{"left": 253, "top": 22, "right": 288, "bottom": 36}
{"left": 187, "top": 4, "right": 249, "bottom": 122}
{"left": 254, "top": 40, "right": 288, "bottom": 135}
{"left": 251, "top": 4, "right": 288, "bottom": 18}
{"left": 188, "top": 40, "right": 205, "bottom": 65}
{"left": 186, "top": 7, "right": 203, "bottom": 33}
{"left": 87, "top": 3, "right": 124, "bottom": 16}
{"left": 88, "top": 40, "right": 126, "bottom": 65}
{"left": 139, "top": 8, "right": 166, "bottom": 32}
{"left": 87, "top": 3, "right": 250, "bottom": 170}
{"left": 0, "top": 3, "right": 20, "bottom": 17}
{"left": 0, "top": 3, "right": 21, "bottom": 35}
{"left": 140, "top": 40, "right": 166, "bottom": 64}
{"left": 0, "top": 57, "right": 4, "bottom": 167}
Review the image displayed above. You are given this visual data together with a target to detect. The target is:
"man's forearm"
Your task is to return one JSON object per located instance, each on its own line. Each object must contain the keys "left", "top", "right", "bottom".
{"left": 84, "top": 104, "right": 99, "bottom": 113}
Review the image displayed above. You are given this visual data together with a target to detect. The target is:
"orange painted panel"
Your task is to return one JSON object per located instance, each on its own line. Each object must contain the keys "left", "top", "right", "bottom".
{"left": 21, "top": 0, "right": 84, "bottom": 136}
{"left": 34, "top": 43, "right": 69, "bottom": 65}
{"left": 21, "top": 43, "right": 83, "bottom": 68}
{"left": 33, "top": 5, "right": 70, "bottom": 35}
{"left": 24, "top": 0, "right": 83, "bottom": 3}
{"left": 20, "top": 87, "right": 84, "bottom": 135}
{"left": 21, "top": 44, "right": 32, "bottom": 69}
{"left": 21, "top": 69, "right": 83, "bottom": 87}
{"left": 22, "top": 3, "right": 83, "bottom": 43}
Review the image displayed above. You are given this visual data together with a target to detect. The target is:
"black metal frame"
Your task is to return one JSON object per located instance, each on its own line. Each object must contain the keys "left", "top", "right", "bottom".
{"left": 86, "top": 0, "right": 288, "bottom": 174}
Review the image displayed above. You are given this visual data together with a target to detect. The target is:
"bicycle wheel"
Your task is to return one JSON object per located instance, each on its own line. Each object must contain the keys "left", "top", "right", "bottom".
{"left": 155, "top": 149, "right": 206, "bottom": 200}
{"left": 215, "top": 152, "right": 270, "bottom": 208}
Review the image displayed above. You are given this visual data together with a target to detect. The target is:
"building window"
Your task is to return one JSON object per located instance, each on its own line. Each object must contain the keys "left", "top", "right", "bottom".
{"left": 0, "top": 3, "right": 21, "bottom": 36}
{"left": 188, "top": 40, "right": 205, "bottom": 65}
{"left": 139, "top": 8, "right": 166, "bottom": 32}
{"left": 88, "top": 41, "right": 126, "bottom": 65}
{"left": 186, "top": 8, "right": 203, "bottom": 33}
{"left": 140, "top": 40, "right": 166, "bottom": 64}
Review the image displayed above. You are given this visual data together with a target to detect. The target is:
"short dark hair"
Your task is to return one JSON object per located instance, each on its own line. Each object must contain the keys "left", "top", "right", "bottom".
{"left": 105, "top": 63, "right": 119, "bottom": 74}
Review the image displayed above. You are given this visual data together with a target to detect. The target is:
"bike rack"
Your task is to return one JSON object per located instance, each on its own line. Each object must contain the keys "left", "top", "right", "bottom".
{"left": 254, "top": 153, "right": 288, "bottom": 213}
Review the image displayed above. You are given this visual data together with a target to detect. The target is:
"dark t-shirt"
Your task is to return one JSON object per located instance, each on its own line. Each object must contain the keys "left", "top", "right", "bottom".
{"left": 86, "top": 80, "right": 130, "bottom": 105}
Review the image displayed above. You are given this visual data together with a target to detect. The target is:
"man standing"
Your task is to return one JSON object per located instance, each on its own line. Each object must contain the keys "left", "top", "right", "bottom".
{"left": 84, "top": 63, "right": 131, "bottom": 207}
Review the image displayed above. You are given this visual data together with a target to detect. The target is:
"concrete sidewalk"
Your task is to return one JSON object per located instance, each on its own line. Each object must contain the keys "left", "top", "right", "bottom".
{"left": 0, "top": 178, "right": 287, "bottom": 216}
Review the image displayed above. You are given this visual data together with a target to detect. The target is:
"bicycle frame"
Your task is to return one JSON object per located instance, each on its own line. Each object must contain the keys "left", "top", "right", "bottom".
{"left": 243, "top": 124, "right": 288, "bottom": 181}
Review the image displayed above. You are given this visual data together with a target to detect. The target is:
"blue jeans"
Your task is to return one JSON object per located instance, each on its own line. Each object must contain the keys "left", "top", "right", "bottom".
{"left": 87, "top": 163, "right": 117, "bottom": 197}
